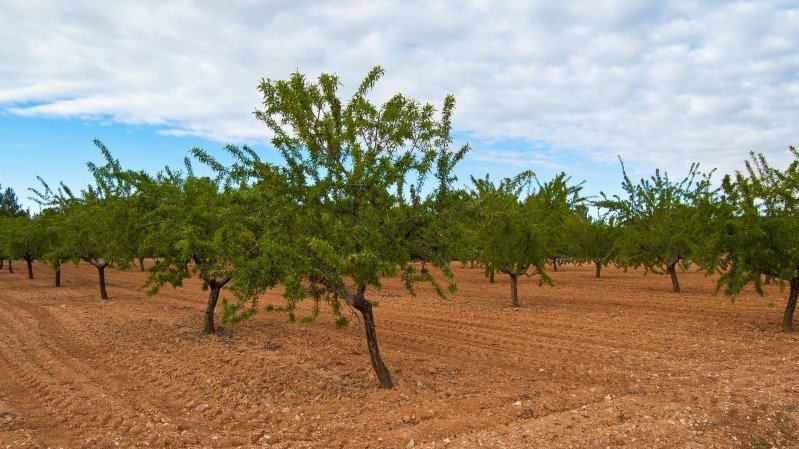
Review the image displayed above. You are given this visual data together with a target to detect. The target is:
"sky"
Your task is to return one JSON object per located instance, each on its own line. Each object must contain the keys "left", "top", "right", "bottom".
{"left": 1, "top": 1, "right": 797, "bottom": 212}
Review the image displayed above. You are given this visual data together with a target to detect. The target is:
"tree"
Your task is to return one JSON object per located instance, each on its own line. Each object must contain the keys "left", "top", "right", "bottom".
{"left": 36, "top": 141, "right": 138, "bottom": 299}
{"left": 468, "top": 172, "right": 581, "bottom": 307}
{"left": 573, "top": 214, "right": 618, "bottom": 278}
{"left": 706, "top": 147, "right": 799, "bottom": 332}
{"left": 598, "top": 160, "right": 715, "bottom": 293}
{"left": 228, "top": 67, "right": 465, "bottom": 389}
{"left": 134, "top": 150, "right": 280, "bottom": 334}
{"left": 0, "top": 184, "right": 26, "bottom": 218}
{"left": 0, "top": 184, "right": 27, "bottom": 270}
{"left": 5, "top": 215, "right": 46, "bottom": 279}
{"left": 38, "top": 208, "right": 69, "bottom": 287}
{"left": 30, "top": 179, "right": 71, "bottom": 287}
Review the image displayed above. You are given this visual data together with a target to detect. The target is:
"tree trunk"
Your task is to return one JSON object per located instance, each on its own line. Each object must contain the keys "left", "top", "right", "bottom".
{"left": 551, "top": 257, "right": 558, "bottom": 272}
{"left": 353, "top": 297, "right": 393, "bottom": 389}
{"left": 783, "top": 277, "right": 798, "bottom": 333}
{"left": 202, "top": 276, "right": 231, "bottom": 334}
{"left": 489, "top": 269, "right": 495, "bottom": 284}
{"left": 0, "top": 259, "right": 4, "bottom": 269}
{"left": 138, "top": 257, "right": 146, "bottom": 272}
{"left": 667, "top": 262, "right": 680, "bottom": 293}
{"left": 7, "top": 260, "right": 12, "bottom": 274}
{"left": 204, "top": 283, "right": 223, "bottom": 334}
{"left": 509, "top": 273, "right": 519, "bottom": 308}
{"left": 55, "top": 267, "right": 61, "bottom": 287}
{"left": 25, "top": 257, "right": 34, "bottom": 279}
{"left": 594, "top": 261, "right": 602, "bottom": 278}
{"left": 97, "top": 264, "right": 109, "bottom": 300}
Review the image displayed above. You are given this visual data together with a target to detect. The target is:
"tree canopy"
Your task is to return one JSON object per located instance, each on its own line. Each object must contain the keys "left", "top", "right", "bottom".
{"left": 224, "top": 66, "right": 468, "bottom": 388}
{"left": 708, "top": 147, "right": 799, "bottom": 332}
{"left": 468, "top": 171, "right": 583, "bottom": 307}
{"left": 0, "top": 184, "right": 26, "bottom": 218}
{"left": 598, "top": 160, "right": 715, "bottom": 293}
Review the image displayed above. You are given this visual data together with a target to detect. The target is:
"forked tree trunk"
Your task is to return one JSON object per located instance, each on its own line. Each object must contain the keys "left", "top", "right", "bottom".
{"left": 353, "top": 295, "right": 393, "bottom": 389}
{"left": 667, "top": 261, "right": 680, "bottom": 293}
{"left": 595, "top": 260, "right": 602, "bottom": 278}
{"left": 138, "top": 257, "right": 145, "bottom": 272}
{"left": 509, "top": 273, "right": 519, "bottom": 308}
{"left": 25, "top": 257, "right": 34, "bottom": 279}
{"left": 202, "top": 276, "right": 231, "bottom": 334}
{"left": 96, "top": 263, "right": 109, "bottom": 300}
{"left": 783, "top": 277, "right": 799, "bottom": 333}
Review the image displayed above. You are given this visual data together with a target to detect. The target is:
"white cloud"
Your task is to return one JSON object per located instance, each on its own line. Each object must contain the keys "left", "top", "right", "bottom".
{"left": 1, "top": 0, "right": 797, "bottom": 177}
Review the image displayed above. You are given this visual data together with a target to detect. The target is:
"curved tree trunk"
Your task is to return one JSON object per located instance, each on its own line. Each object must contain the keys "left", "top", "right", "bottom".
{"left": 25, "top": 257, "right": 34, "bottom": 279}
{"left": 353, "top": 294, "right": 393, "bottom": 389}
{"left": 202, "top": 276, "right": 231, "bottom": 334}
{"left": 204, "top": 283, "right": 223, "bottom": 334}
{"left": 509, "top": 273, "right": 519, "bottom": 308}
{"left": 783, "top": 277, "right": 798, "bottom": 333}
{"left": 667, "top": 261, "right": 680, "bottom": 293}
{"left": 97, "top": 263, "right": 109, "bottom": 300}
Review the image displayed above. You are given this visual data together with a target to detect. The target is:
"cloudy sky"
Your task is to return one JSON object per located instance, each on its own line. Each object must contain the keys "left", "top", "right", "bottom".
{"left": 1, "top": 1, "right": 797, "bottom": 210}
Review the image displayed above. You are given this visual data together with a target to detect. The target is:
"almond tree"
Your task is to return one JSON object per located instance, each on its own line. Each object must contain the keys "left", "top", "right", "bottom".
{"left": 469, "top": 172, "right": 581, "bottom": 307}
{"left": 36, "top": 141, "right": 137, "bottom": 299}
{"left": 5, "top": 214, "right": 46, "bottom": 279}
{"left": 598, "top": 160, "right": 715, "bottom": 293}
{"left": 229, "top": 67, "right": 465, "bottom": 388}
{"left": 707, "top": 147, "right": 799, "bottom": 332}
{"left": 30, "top": 179, "right": 74, "bottom": 287}
{"left": 573, "top": 214, "right": 618, "bottom": 278}
{"left": 133, "top": 150, "right": 281, "bottom": 334}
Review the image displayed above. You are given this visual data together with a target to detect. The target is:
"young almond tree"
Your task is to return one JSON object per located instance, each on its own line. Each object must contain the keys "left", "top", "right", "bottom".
{"left": 707, "top": 147, "right": 799, "bottom": 332}
{"left": 598, "top": 160, "right": 715, "bottom": 293}
{"left": 468, "top": 172, "right": 582, "bottom": 307}
{"left": 37, "top": 141, "right": 138, "bottom": 299}
{"left": 230, "top": 67, "right": 465, "bottom": 389}
{"left": 134, "top": 150, "right": 279, "bottom": 335}
{"left": 5, "top": 214, "right": 47, "bottom": 279}
{"left": 574, "top": 214, "right": 618, "bottom": 278}
{"left": 38, "top": 209, "right": 68, "bottom": 287}
{"left": 30, "top": 178, "right": 75, "bottom": 287}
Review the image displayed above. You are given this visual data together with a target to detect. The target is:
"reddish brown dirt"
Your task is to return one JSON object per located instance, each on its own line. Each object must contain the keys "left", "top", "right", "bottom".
{"left": 1, "top": 261, "right": 798, "bottom": 449}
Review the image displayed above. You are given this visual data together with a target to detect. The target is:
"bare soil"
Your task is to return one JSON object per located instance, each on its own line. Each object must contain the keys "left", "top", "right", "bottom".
{"left": 1, "top": 262, "right": 798, "bottom": 448}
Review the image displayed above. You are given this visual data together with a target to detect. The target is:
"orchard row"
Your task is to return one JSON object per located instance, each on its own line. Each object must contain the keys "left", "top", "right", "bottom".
{"left": 1, "top": 67, "right": 797, "bottom": 388}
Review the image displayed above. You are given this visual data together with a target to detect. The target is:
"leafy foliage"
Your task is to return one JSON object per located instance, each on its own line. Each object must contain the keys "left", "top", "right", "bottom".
{"left": 228, "top": 66, "right": 468, "bottom": 388}
{"left": 134, "top": 149, "right": 284, "bottom": 333}
{"left": 708, "top": 147, "right": 799, "bottom": 331}
{"left": 468, "top": 171, "right": 583, "bottom": 306}
{"left": 573, "top": 213, "right": 618, "bottom": 278}
{"left": 598, "top": 159, "right": 716, "bottom": 292}
{"left": 0, "top": 184, "right": 27, "bottom": 218}
{"left": 31, "top": 141, "right": 138, "bottom": 298}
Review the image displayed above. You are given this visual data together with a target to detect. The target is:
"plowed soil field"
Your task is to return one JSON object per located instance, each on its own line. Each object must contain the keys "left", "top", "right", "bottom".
{"left": 1, "top": 261, "right": 798, "bottom": 449}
